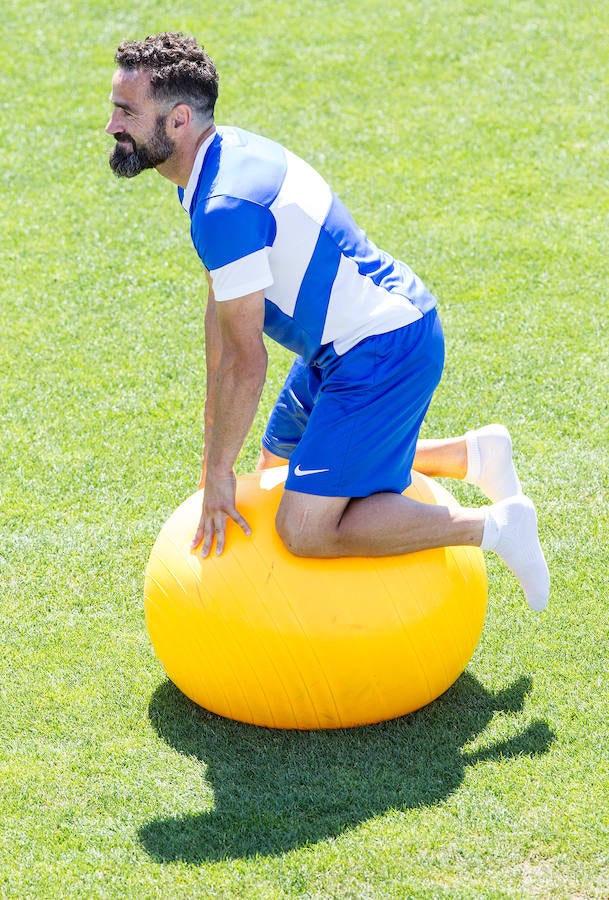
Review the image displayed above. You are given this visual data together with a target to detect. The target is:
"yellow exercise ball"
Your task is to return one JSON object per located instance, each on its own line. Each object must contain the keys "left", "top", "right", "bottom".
{"left": 144, "top": 468, "right": 487, "bottom": 730}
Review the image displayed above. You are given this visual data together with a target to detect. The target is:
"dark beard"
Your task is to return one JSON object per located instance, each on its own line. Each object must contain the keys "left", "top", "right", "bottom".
{"left": 109, "top": 116, "right": 175, "bottom": 178}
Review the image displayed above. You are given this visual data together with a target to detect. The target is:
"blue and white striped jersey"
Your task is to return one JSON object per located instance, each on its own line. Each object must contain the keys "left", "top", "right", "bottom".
{"left": 179, "top": 126, "right": 437, "bottom": 364}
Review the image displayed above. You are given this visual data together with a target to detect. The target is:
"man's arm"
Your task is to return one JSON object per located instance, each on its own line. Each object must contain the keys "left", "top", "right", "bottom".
{"left": 191, "top": 287, "right": 268, "bottom": 557}
{"left": 199, "top": 272, "right": 221, "bottom": 489}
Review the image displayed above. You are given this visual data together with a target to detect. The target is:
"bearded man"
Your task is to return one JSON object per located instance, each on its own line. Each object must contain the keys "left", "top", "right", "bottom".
{"left": 106, "top": 32, "right": 549, "bottom": 611}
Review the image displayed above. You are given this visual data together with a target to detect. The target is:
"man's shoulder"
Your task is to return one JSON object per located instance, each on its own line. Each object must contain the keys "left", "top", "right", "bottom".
{"left": 193, "top": 126, "right": 288, "bottom": 210}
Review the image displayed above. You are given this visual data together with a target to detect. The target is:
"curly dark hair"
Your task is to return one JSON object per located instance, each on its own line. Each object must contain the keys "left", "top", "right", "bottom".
{"left": 114, "top": 32, "right": 218, "bottom": 126}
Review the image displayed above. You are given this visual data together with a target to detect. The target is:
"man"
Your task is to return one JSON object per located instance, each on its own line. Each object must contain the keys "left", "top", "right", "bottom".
{"left": 106, "top": 32, "right": 550, "bottom": 611}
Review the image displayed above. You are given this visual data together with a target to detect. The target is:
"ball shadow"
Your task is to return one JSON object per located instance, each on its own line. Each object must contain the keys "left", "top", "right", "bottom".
{"left": 139, "top": 672, "right": 554, "bottom": 863}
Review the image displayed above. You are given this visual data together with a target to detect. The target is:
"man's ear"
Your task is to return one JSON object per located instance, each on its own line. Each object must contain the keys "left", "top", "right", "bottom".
{"left": 168, "top": 103, "right": 192, "bottom": 131}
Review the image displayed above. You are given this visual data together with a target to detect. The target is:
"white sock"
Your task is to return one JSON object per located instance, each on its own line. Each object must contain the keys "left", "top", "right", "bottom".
{"left": 465, "top": 424, "right": 522, "bottom": 502}
{"left": 481, "top": 496, "right": 550, "bottom": 611}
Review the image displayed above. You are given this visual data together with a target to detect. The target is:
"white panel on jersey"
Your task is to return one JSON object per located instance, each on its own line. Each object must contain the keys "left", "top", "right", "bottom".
{"left": 322, "top": 255, "right": 423, "bottom": 355}
{"left": 210, "top": 248, "right": 274, "bottom": 301}
{"left": 266, "top": 150, "right": 333, "bottom": 315}
{"left": 275, "top": 150, "right": 333, "bottom": 225}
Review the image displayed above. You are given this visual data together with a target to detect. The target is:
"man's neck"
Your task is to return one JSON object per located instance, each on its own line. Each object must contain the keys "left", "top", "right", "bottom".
{"left": 157, "top": 124, "right": 216, "bottom": 188}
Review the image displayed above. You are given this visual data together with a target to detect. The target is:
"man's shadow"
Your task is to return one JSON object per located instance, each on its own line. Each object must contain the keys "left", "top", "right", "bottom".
{"left": 139, "top": 673, "right": 554, "bottom": 863}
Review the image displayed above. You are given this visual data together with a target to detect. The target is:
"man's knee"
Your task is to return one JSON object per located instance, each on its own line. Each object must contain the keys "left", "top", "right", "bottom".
{"left": 275, "top": 506, "right": 314, "bottom": 557}
{"left": 275, "top": 496, "right": 342, "bottom": 558}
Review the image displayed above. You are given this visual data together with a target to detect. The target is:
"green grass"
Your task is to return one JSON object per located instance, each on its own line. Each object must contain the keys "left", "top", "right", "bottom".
{"left": 2, "top": 0, "right": 609, "bottom": 896}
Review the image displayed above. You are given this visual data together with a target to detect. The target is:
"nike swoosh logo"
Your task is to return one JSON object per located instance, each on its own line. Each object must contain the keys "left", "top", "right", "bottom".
{"left": 294, "top": 465, "right": 330, "bottom": 477}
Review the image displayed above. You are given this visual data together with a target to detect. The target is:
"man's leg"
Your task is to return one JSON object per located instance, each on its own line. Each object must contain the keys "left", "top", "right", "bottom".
{"left": 414, "top": 424, "right": 522, "bottom": 502}
{"left": 257, "top": 445, "right": 289, "bottom": 470}
{"left": 276, "top": 489, "right": 483, "bottom": 557}
{"left": 264, "top": 429, "right": 548, "bottom": 611}
{"left": 275, "top": 487, "right": 549, "bottom": 612}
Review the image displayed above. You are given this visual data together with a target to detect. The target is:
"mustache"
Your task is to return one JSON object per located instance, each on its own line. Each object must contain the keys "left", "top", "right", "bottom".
{"left": 114, "top": 132, "right": 134, "bottom": 144}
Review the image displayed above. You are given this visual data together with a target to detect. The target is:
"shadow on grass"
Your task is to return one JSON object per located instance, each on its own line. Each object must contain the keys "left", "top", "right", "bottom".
{"left": 139, "top": 673, "right": 554, "bottom": 863}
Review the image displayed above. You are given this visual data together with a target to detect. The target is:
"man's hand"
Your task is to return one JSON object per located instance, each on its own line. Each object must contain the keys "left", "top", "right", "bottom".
{"left": 191, "top": 470, "right": 251, "bottom": 556}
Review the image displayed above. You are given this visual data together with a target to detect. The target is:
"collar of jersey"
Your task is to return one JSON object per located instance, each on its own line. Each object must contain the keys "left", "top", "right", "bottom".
{"left": 181, "top": 130, "right": 217, "bottom": 213}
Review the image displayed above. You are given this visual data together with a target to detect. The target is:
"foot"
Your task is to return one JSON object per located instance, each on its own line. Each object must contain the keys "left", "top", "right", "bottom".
{"left": 481, "top": 495, "right": 550, "bottom": 611}
{"left": 465, "top": 424, "right": 522, "bottom": 503}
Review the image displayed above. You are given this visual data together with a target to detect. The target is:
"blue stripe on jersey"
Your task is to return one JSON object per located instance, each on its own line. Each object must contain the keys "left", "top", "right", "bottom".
{"left": 292, "top": 227, "right": 341, "bottom": 351}
{"left": 324, "top": 194, "right": 404, "bottom": 291}
{"left": 263, "top": 299, "right": 320, "bottom": 362}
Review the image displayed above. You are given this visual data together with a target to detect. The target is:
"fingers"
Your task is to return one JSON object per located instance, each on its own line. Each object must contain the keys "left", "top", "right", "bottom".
{"left": 189, "top": 513, "right": 221, "bottom": 557}
{"left": 201, "top": 514, "right": 221, "bottom": 558}
{"left": 232, "top": 509, "right": 252, "bottom": 539}
{"left": 190, "top": 518, "right": 206, "bottom": 553}
{"left": 190, "top": 507, "right": 251, "bottom": 557}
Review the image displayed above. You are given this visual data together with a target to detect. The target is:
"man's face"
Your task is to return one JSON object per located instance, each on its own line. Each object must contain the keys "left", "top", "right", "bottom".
{"left": 106, "top": 68, "right": 175, "bottom": 177}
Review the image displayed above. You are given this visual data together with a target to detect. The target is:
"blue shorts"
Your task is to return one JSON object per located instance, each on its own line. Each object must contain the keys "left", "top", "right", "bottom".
{"left": 262, "top": 309, "right": 445, "bottom": 497}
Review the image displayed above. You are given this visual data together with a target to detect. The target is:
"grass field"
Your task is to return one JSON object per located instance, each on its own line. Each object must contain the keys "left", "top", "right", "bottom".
{"left": 2, "top": 0, "right": 608, "bottom": 897}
